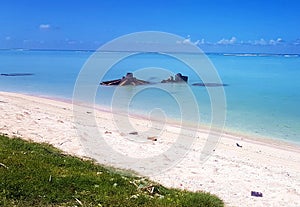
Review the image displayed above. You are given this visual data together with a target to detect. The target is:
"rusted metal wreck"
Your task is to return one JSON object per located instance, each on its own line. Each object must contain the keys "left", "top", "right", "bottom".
{"left": 100, "top": 72, "right": 189, "bottom": 86}
{"left": 100, "top": 73, "right": 150, "bottom": 86}
{"left": 161, "top": 73, "right": 188, "bottom": 83}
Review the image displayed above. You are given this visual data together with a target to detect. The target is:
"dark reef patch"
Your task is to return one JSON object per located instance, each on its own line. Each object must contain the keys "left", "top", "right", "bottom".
{"left": 1, "top": 73, "right": 34, "bottom": 77}
{"left": 192, "top": 83, "right": 228, "bottom": 87}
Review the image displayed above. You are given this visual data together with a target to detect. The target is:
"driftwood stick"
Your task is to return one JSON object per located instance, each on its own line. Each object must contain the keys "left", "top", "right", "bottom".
{"left": 74, "top": 197, "right": 83, "bottom": 206}
{"left": 0, "top": 162, "right": 8, "bottom": 169}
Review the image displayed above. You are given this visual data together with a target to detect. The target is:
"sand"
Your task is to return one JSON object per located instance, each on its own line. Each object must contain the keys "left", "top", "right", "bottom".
{"left": 0, "top": 91, "right": 299, "bottom": 207}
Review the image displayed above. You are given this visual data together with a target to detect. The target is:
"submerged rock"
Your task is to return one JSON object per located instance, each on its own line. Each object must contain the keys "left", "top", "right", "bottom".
{"left": 100, "top": 73, "right": 150, "bottom": 86}
{"left": 192, "top": 83, "right": 228, "bottom": 87}
{"left": 1, "top": 73, "right": 34, "bottom": 77}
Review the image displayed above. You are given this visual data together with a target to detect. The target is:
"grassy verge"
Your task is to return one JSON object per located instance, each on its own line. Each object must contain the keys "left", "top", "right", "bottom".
{"left": 0, "top": 134, "right": 224, "bottom": 207}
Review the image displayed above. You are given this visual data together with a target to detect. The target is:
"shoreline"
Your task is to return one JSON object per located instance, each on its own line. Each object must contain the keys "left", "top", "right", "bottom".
{"left": 14, "top": 91, "right": 300, "bottom": 149}
{"left": 1, "top": 91, "right": 300, "bottom": 207}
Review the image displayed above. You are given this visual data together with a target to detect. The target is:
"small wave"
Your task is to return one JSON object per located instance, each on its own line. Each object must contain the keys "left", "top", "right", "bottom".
{"left": 222, "top": 53, "right": 300, "bottom": 57}
{"left": 284, "top": 54, "right": 299, "bottom": 58}
{"left": 223, "top": 53, "right": 258, "bottom": 57}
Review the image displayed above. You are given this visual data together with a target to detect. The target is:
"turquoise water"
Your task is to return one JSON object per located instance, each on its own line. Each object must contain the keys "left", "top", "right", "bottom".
{"left": 0, "top": 50, "right": 299, "bottom": 143}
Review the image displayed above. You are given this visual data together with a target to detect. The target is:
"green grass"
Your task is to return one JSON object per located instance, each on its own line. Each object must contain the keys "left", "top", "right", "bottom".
{"left": 0, "top": 134, "right": 224, "bottom": 207}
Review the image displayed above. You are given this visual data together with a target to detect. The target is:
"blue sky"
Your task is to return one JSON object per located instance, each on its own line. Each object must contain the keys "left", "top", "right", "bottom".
{"left": 1, "top": 0, "right": 300, "bottom": 53}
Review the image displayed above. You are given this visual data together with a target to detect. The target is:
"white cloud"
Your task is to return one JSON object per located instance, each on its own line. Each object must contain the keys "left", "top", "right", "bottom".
{"left": 217, "top": 37, "right": 237, "bottom": 45}
{"left": 182, "top": 35, "right": 192, "bottom": 44}
{"left": 39, "top": 24, "right": 51, "bottom": 30}
{"left": 176, "top": 36, "right": 290, "bottom": 47}
{"left": 230, "top": 37, "right": 237, "bottom": 43}
{"left": 177, "top": 35, "right": 207, "bottom": 46}
{"left": 182, "top": 37, "right": 191, "bottom": 44}
{"left": 194, "top": 38, "right": 206, "bottom": 45}
{"left": 293, "top": 39, "right": 300, "bottom": 45}
{"left": 269, "top": 39, "right": 277, "bottom": 45}
{"left": 176, "top": 35, "right": 193, "bottom": 45}
{"left": 269, "top": 38, "right": 284, "bottom": 45}
{"left": 252, "top": 38, "right": 285, "bottom": 46}
{"left": 254, "top": 38, "right": 267, "bottom": 45}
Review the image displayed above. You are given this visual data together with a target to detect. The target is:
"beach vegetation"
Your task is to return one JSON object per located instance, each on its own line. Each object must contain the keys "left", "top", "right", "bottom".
{"left": 0, "top": 134, "right": 223, "bottom": 207}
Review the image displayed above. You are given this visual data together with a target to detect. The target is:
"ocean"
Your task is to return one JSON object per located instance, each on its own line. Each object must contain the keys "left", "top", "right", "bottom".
{"left": 0, "top": 50, "right": 299, "bottom": 144}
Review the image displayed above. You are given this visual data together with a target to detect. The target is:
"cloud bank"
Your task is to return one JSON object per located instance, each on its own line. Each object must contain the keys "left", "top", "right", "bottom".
{"left": 39, "top": 24, "right": 51, "bottom": 30}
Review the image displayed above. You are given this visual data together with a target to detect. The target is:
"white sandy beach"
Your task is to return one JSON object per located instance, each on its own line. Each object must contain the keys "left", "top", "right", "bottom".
{"left": 0, "top": 91, "right": 300, "bottom": 207}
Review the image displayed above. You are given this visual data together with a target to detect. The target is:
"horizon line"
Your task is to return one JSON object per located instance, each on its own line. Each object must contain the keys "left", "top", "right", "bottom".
{"left": 0, "top": 48, "right": 299, "bottom": 56}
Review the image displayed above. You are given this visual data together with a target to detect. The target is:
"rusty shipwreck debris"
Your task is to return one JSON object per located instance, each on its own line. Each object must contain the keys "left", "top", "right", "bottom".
{"left": 100, "top": 73, "right": 150, "bottom": 86}
{"left": 161, "top": 73, "right": 188, "bottom": 83}
{"left": 100, "top": 72, "right": 190, "bottom": 86}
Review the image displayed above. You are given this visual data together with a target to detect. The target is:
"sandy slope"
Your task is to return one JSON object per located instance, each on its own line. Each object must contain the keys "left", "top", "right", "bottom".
{"left": 0, "top": 91, "right": 299, "bottom": 207}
